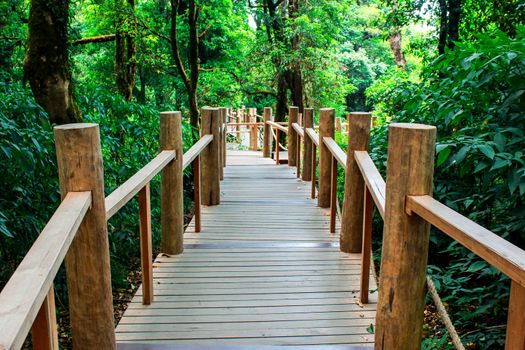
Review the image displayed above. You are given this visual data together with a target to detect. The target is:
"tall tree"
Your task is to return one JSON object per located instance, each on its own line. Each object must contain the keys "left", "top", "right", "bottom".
{"left": 437, "top": 0, "right": 462, "bottom": 54}
{"left": 24, "top": 0, "right": 82, "bottom": 124}
{"left": 115, "top": 0, "right": 137, "bottom": 100}
{"left": 170, "top": 0, "right": 200, "bottom": 129}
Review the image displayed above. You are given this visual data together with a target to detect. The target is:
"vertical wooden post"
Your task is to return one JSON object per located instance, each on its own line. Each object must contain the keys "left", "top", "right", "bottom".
{"left": 249, "top": 108, "right": 257, "bottom": 151}
{"left": 311, "top": 144, "right": 317, "bottom": 199}
{"left": 302, "top": 108, "right": 313, "bottom": 181}
{"left": 335, "top": 117, "right": 342, "bottom": 132}
{"left": 31, "top": 287, "right": 58, "bottom": 350}
{"left": 221, "top": 107, "right": 227, "bottom": 168}
{"left": 360, "top": 188, "right": 373, "bottom": 303}
{"left": 340, "top": 112, "right": 371, "bottom": 253}
{"left": 375, "top": 123, "right": 436, "bottom": 350}
{"left": 218, "top": 108, "right": 224, "bottom": 181}
{"left": 236, "top": 108, "right": 241, "bottom": 141}
{"left": 296, "top": 130, "right": 301, "bottom": 178}
{"left": 201, "top": 107, "right": 221, "bottom": 205}
{"left": 505, "top": 281, "right": 525, "bottom": 350}
{"left": 318, "top": 108, "right": 334, "bottom": 208}
{"left": 54, "top": 123, "right": 116, "bottom": 350}
{"left": 193, "top": 156, "right": 201, "bottom": 232}
{"left": 288, "top": 106, "right": 298, "bottom": 166}
{"left": 160, "top": 112, "right": 184, "bottom": 255}
{"left": 329, "top": 157, "right": 337, "bottom": 233}
{"left": 275, "top": 129, "right": 280, "bottom": 165}
{"left": 138, "top": 183, "right": 153, "bottom": 305}
{"left": 263, "top": 107, "right": 273, "bottom": 158}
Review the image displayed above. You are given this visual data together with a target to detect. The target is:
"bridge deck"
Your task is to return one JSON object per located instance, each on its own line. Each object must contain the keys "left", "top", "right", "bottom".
{"left": 116, "top": 150, "right": 377, "bottom": 347}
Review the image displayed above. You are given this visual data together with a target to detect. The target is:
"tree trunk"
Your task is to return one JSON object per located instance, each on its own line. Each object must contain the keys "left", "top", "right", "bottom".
{"left": 438, "top": 0, "right": 448, "bottom": 55}
{"left": 115, "top": 0, "right": 137, "bottom": 100}
{"left": 447, "top": 0, "right": 462, "bottom": 49}
{"left": 275, "top": 71, "right": 288, "bottom": 122}
{"left": 24, "top": 0, "right": 82, "bottom": 124}
{"left": 389, "top": 31, "right": 407, "bottom": 69}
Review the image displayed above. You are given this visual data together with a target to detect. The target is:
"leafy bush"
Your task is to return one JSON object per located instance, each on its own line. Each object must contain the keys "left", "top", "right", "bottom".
{"left": 366, "top": 27, "right": 525, "bottom": 348}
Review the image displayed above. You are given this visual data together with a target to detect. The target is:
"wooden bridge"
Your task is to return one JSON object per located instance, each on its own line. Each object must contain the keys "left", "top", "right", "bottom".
{"left": 0, "top": 107, "right": 524, "bottom": 350}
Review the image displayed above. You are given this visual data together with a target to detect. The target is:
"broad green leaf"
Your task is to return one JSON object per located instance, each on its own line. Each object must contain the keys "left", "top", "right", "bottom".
{"left": 478, "top": 144, "right": 495, "bottom": 159}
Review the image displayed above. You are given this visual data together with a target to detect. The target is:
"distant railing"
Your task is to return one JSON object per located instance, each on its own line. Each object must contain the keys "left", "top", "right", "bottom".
{"left": 0, "top": 107, "right": 226, "bottom": 349}
{"left": 262, "top": 105, "right": 525, "bottom": 350}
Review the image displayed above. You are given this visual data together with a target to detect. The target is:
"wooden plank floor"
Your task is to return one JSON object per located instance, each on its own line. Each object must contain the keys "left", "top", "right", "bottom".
{"left": 116, "top": 150, "right": 377, "bottom": 347}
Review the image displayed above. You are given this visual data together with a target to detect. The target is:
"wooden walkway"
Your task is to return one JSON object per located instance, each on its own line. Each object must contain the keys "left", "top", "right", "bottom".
{"left": 116, "top": 150, "right": 377, "bottom": 347}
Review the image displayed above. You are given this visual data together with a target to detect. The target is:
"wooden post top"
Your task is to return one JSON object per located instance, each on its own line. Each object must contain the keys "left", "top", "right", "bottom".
{"left": 348, "top": 112, "right": 371, "bottom": 116}
{"left": 390, "top": 122, "right": 436, "bottom": 131}
{"left": 320, "top": 107, "right": 335, "bottom": 112}
{"left": 54, "top": 122, "right": 98, "bottom": 131}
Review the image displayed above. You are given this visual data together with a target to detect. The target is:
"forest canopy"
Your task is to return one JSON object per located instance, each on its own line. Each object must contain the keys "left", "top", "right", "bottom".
{"left": 1, "top": 0, "right": 524, "bottom": 348}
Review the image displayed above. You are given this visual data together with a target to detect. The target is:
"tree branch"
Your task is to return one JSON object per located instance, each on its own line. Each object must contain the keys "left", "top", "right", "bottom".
{"left": 170, "top": 0, "right": 190, "bottom": 89}
{"left": 72, "top": 34, "right": 116, "bottom": 45}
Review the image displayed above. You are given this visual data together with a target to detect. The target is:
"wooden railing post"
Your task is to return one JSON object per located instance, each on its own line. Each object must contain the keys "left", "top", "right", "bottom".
{"left": 218, "top": 108, "right": 224, "bottom": 180}
{"left": 138, "top": 183, "right": 153, "bottom": 304}
{"left": 263, "top": 107, "right": 273, "bottom": 158}
{"left": 318, "top": 108, "right": 334, "bottom": 208}
{"left": 505, "top": 281, "right": 525, "bottom": 349}
{"left": 201, "top": 107, "right": 221, "bottom": 205}
{"left": 301, "top": 108, "right": 313, "bottom": 181}
{"left": 249, "top": 108, "right": 257, "bottom": 151}
{"left": 160, "top": 111, "right": 184, "bottom": 255}
{"left": 54, "top": 123, "right": 116, "bottom": 350}
{"left": 31, "top": 288, "right": 58, "bottom": 350}
{"left": 288, "top": 106, "right": 298, "bottom": 166}
{"left": 340, "top": 112, "right": 371, "bottom": 253}
{"left": 221, "top": 107, "right": 227, "bottom": 169}
{"left": 375, "top": 123, "right": 436, "bottom": 350}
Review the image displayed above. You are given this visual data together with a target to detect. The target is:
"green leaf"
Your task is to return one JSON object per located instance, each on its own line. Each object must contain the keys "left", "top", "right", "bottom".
{"left": 366, "top": 323, "right": 374, "bottom": 334}
{"left": 478, "top": 144, "right": 495, "bottom": 160}
{"left": 437, "top": 147, "right": 452, "bottom": 167}
{"left": 467, "top": 261, "right": 487, "bottom": 273}
{"left": 508, "top": 170, "right": 520, "bottom": 194}
{"left": 491, "top": 158, "right": 509, "bottom": 171}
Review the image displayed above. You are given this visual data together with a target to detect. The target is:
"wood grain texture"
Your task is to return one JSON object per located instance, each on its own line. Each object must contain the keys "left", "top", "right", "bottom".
{"left": 54, "top": 123, "right": 116, "bottom": 350}
{"left": 406, "top": 195, "right": 525, "bottom": 287}
{"left": 267, "top": 120, "right": 288, "bottom": 133}
{"left": 182, "top": 135, "right": 213, "bottom": 170}
{"left": 288, "top": 106, "right": 299, "bottom": 166}
{"left": 302, "top": 108, "right": 314, "bottom": 181}
{"left": 263, "top": 107, "right": 273, "bottom": 158}
{"left": 115, "top": 150, "right": 376, "bottom": 346}
{"left": 31, "top": 287, "right": 58, "bottom": 350}
{"left": 354, "top": 151, "right": 385, "bottom": 219}
{"left": 201, "top": 108, "right": 221, "bottom": 206}
{"left": 0, "top": 191, "right": 90, "bottom": 349}
{"left": 306, "top": 128, "right": 320, "bottom": 147}
{"left": 374, "top": 123, "right": 436, "bottom": 350}
{"left": 160, "top": 112, "right": 184, "bottom": 254}
{"left": 505, "top": 281, "right": 525, "bottom": 349}
{"left": 318, "top": 108, "right": 335, "bottom": 208}
{"left": 139, "top": 184, "right": 153, "bottom": 305}
{"left": 340, "top": 113, "right": 371, "bottom": 253}
{"left": 323, "top": 137, "right": 347, "bottom": 169}
{"left": 106, "top": 150, "right": 175, "bottom": 220}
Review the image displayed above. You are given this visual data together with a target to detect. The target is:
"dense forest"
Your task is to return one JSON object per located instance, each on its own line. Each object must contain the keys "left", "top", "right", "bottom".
{"left": 1, "top": 0, "right": 524, "bottom": 348}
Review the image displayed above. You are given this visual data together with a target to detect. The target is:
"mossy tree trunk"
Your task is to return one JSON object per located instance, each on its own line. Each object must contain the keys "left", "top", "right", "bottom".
{"left": 170, "top": 0, "right": 200, "bottom": 133}
{"left": 24, "top": 0, "right": 82, "bottom": 124}
{"left": 115, "top": 0, "right": 137, "bottom": 100}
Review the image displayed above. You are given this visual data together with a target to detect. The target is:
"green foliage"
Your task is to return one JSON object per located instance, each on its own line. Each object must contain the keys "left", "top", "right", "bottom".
{"left": 366, "top": 27, "right": 525, "bottom": 348}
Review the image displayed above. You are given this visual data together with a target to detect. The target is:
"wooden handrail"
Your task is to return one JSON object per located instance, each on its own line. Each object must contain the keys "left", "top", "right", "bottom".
{"left": 322, "top": 137, "right": 346, "bottom": 169}
{"left": 182, "top": 134, "right": 213, "bottom": 170}
{"left": 226, "top": 122, "right": 264, "bottom": 127}
{"left": 292, "top": 122, "right": 304, "bottom": 138}
{"left": 105, "top": 150, "right": 176, "bottom": 220}
{"left": 266, "top": 120, "right": 288, "bottom": 133}
{"left": 406, "top": 195, "right": 525, "bottom": 288}
{"left": 305, "top": 128, "right": 319, "bottom": 147}
{"left": 0, "top": 191, "right": 92, "bottom": 350}
{"left": 354, "top": 151, "right": 386, "bottom": 219}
